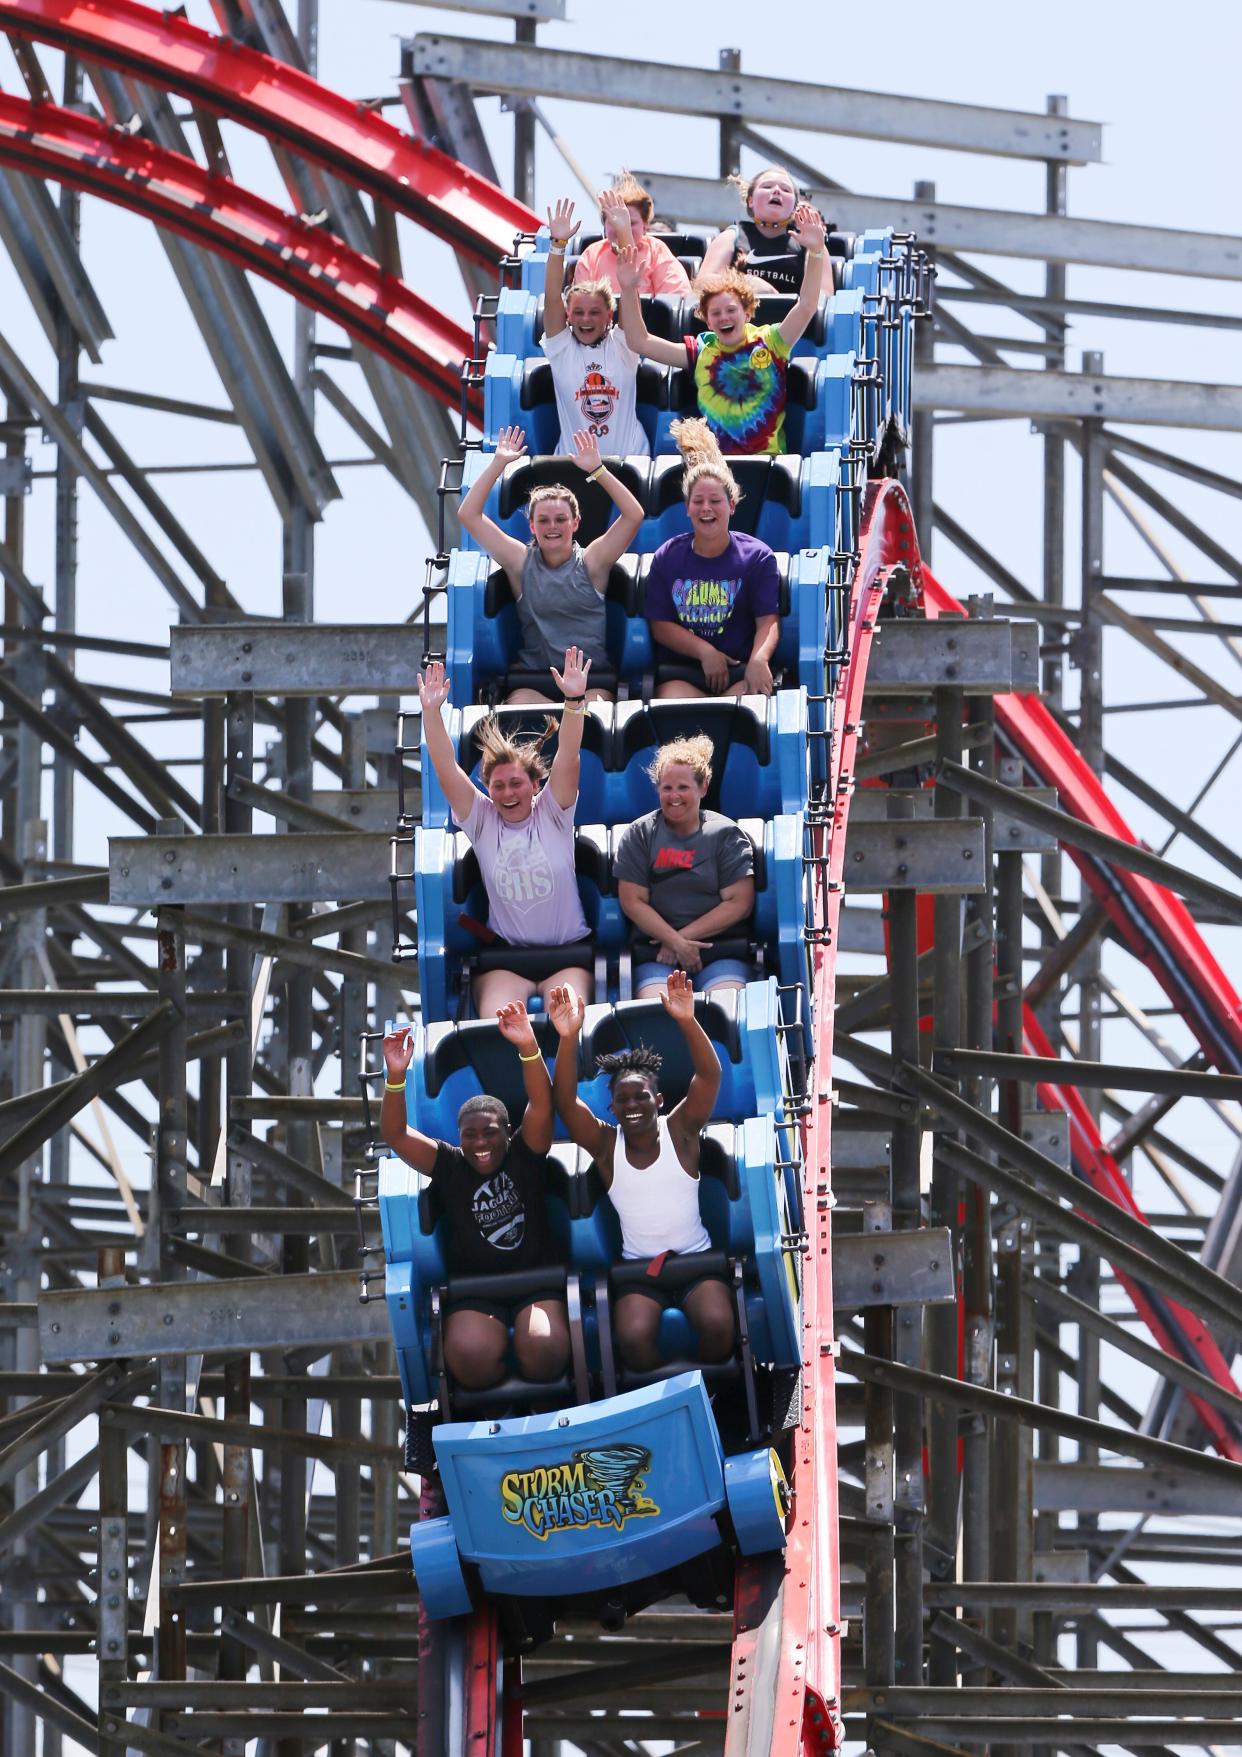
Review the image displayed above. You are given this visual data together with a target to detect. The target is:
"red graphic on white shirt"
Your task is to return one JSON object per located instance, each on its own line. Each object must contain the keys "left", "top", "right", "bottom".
{"left": 576, "top": 365, "right": 620, "bottom": 434}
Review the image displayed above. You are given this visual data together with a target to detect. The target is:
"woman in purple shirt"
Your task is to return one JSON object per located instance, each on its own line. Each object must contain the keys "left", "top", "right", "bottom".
{"left": 418, "top": 649, "right": 594, "bottom": 1014}
{"left": 643, "top": 420, "right": 781, "bottom": 698}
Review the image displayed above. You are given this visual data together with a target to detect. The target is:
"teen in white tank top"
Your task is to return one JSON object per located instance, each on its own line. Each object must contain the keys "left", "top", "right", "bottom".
{"left": 608, "top": 1116, "right": 711, "bottom": 1259}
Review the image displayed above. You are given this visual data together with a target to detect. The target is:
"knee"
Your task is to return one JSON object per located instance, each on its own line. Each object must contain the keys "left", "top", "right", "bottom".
{"left": 616, "top": 1307, "right": 661, "bottom": 1366}
{"left": 444, "top": 1329, "right": 506, "bottom": 1390}
{"left": 692, "top": 1299, "right": 735, "bottom": 1364}
{"left": 516, "top": 1330, "right": 569, "bottom": 1382}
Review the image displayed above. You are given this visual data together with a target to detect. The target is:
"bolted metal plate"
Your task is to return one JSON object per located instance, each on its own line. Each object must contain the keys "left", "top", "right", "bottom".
{"left": 110, "top": 833, "right": 393, "bottom": 905}
{"left": 992, "top": 788, "right": 1060, "bottom": 852}
{"left": 842, "top": 818, "right": 987, "bottom": 893}
{"left": 310, "top": 790, "right": 401, "bottom": 832}
{"left": 0, "top": 454, "right": 32, "bottom": 497}
{"left": 171, "top": 624, "right": 425, "bottom": 698}
{"left": 832, "top": 1227, "right": 955, "bottom": 1308}
{"left": 864, "top": 620, "right": 1017, "bottom": 695}
{"left": 40, "top": 1270, "right": 390, "bottom": 1363}
{"left": 1021, "top": 1107, "right": 1070, "bottom": 1168}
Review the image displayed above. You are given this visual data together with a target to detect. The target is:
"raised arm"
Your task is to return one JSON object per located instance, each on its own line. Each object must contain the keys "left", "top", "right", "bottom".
{"left": 548, "top": 984, "right": 611, "bottom": 1163}
{"left": 542, "top": 199, "right": 579, "bottom": 338}
{"left": 416, "top": 661, "right": 481, "bottom": 827}
{"left": 662, "top": 971, "right": 721, "bottom": 1138}
{"left": 777, "top": 205, "right": 828, "bottom": 350}
{"left": 571, "top": 429, "right": 643, "bottom": 580}
{"left": 379, "top": 1026, "right": 439, "bottom": 1172}
{"left": 547, "top": 647, "right": 590, "bottom": 809}
{"left": 617, "top": 245, "right": 688, "bottom": 369}
{"left": 698, "top": 224, "right": 737, "bottom": 280}
{"left": 457, "top": 424, "right": 531, "bottom": 583}
{"left": 496, "top": 1000, "right": 554, "bottom": 1155}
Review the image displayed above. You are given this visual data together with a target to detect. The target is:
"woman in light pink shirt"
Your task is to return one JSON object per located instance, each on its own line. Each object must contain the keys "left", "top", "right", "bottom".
{"left": 418, "top": 650, "right": 594, "bottom": 1014}
{"left": 572, "top": 176, "right": 691, "bottom": 297}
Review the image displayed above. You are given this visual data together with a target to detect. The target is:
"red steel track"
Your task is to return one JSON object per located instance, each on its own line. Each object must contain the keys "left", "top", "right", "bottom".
{"left": 0, "top": 93, "right": 480, "bottom": 414}
{"left": 0, "top": 0, "right": 538, "bottom": 267}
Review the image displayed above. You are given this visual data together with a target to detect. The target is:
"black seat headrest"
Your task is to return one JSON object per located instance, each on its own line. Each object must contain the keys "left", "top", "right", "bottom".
{"left": 497, "top": 455, "right": 652, "bottom": 545}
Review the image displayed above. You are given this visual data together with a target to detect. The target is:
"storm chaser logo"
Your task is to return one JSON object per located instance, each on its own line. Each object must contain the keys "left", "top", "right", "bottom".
{"left": 500, "top": 1445, "right": 658, "bottom": 1540}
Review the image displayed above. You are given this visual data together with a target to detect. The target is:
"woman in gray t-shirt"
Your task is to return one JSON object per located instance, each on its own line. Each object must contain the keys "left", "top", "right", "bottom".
{"left": 458, "top": 424, "right": 643, "bottom": 705}
{"left": 419, "top": 652, "right": 595, "bottom": 1015}
{"left": 613, "top": 734, "right": 756, "bottom": 998}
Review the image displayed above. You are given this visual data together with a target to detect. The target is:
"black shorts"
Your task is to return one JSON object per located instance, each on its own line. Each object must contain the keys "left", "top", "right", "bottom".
{"left": 616, "top": 1270, "right": 732, "bottom": 1310}
{"left": 444, "top": 1294, "right": 563, "bottom": 1326}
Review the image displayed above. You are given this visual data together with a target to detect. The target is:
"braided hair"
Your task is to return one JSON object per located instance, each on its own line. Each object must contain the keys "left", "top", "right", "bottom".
{"left": 596, "top": 1043, "right": 663, "bottom": 1095}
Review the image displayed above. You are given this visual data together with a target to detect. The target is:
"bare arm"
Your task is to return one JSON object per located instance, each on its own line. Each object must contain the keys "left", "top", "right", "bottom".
{"left": 617, "top": 246, "right": 689, "bottom": 368}
{"left": 542, "top": 199, "right": 579, "bottom": 338}
{"left": 676, "top": 875, "right": 756, "bottom": 943}
{"left": 548, "top": 985, "right": 612, "bottom": 1167}
{"left": 457, "top": 424, "right": 530, "bottom": 583}
{"left": 379, "top": 1027, "right": 439, "bottom": 1172}
{"left": 416, "top": 661, "right": 481, "bottom": 826}
{"left": 617, "top": 879, "right": 711, "bottom": 975}
{"left": 777, "top": 206, "right": 828, "bottom": 350}
{"left": 699, "top": 225, "right": 737, "bottom": 279}
{"left": 662, "top": 972, "right": 721, "bottom": 1140}
{"left": 649, "top": 618, "right": 732, "bottom": 694}
{"left": 496, "top": 1001, "right": 554, "bottom": 1155}
{"left": 743, "top": 613, "right": 781, "bottom": 696}
{"left": 563, "top": 425, "right": 643, "bottom": 579}
{"left": 547, "top": 647, "right": 590, "bottom": 810}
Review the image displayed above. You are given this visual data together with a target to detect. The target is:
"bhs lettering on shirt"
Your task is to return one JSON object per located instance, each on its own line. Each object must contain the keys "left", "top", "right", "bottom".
{"left": 493, "top": 840, "right": 555, "bottom": 911}
{"left": 653, "top": 847, "right": 695, "bottom": 871}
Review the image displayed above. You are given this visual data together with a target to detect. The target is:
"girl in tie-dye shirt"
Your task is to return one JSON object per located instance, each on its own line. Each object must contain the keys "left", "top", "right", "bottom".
{"left": 617, "top": 205, "right": 827, "bottom": 456}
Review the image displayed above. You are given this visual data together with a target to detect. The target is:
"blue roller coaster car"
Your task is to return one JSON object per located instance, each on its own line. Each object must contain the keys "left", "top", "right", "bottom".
{"left": 410, "top": 1374, "right": 789, "bottom": 1619}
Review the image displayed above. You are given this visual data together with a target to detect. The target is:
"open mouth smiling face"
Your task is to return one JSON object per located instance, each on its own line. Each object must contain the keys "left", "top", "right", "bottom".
{"left": 487, "top": 760, "right": 537, "bottom": 823}
{"left": 566, "top": 294, "right": 611, "bottom": 346}
{"left": 459, "top": 1112, "right": 510, "bottom": 1175}
{"left": 612, "top": 1072, "right": 661, "bottom": 1133}
{"left": 705, "top": 294, "right": 747, "bottom": 345}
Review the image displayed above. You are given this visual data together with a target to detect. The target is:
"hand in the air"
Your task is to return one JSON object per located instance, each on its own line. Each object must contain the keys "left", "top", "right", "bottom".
{"left": 547, "top": 984, "right": 586, "bottom": 1038}
{"left": 659, "top": 968, "right": 697, "bottom": 1020}
{"left": 493, "top": 424, "right": 528, "bottom": 470}
{"left": 417, "top": 660, "right": 451, "bottom": 715}
{"left": 382, "top": 1026, "right": 415, "bottom": 1083}
{"left": 547, "top": 198, "right": 580, "bottom": 249}
{"left": 599, "top": 187, "right": 635, "bottom": 248}
{"left": 551, "top": 646, "right": 592, "bottom": 700}
{"left": 570, "top": 427, "right": 603, "bottom": 476}
{"left": 496, "top": 1000, "right": 540, "bottom": 1055}
{"left": 790, "top": 204, "right": 827, "bottom": 254}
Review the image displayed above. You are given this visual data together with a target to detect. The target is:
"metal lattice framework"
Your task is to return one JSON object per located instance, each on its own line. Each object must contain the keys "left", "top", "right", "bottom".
{"left": 2, "top": 2, "right": 1242, "bottom": 1753}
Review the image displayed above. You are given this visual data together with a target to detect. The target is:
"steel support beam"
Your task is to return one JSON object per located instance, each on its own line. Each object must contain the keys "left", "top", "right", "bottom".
{"left": 407, "top": 37, "right": 1102, "bottom": 160}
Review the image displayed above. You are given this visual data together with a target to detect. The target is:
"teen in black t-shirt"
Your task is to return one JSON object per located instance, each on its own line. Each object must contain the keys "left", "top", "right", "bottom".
{"left": 381, "top": 1004, "right": 568, "bottom": 1390}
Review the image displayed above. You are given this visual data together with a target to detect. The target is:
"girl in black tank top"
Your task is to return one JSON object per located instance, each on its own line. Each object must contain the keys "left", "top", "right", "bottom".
{"left": 700, "top": 164, "right": 821, "bottom": 297}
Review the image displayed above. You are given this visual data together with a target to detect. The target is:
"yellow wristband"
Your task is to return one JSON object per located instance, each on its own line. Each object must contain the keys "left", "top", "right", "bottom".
{"left": 587, "top": 464, "right": 606, "bottom": 481}
{"left": 518, "top": 1049, "right": 543, "bottom": 1062}
{"left": 384, "top": 1079, "right": 406, "bottom": 1091}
